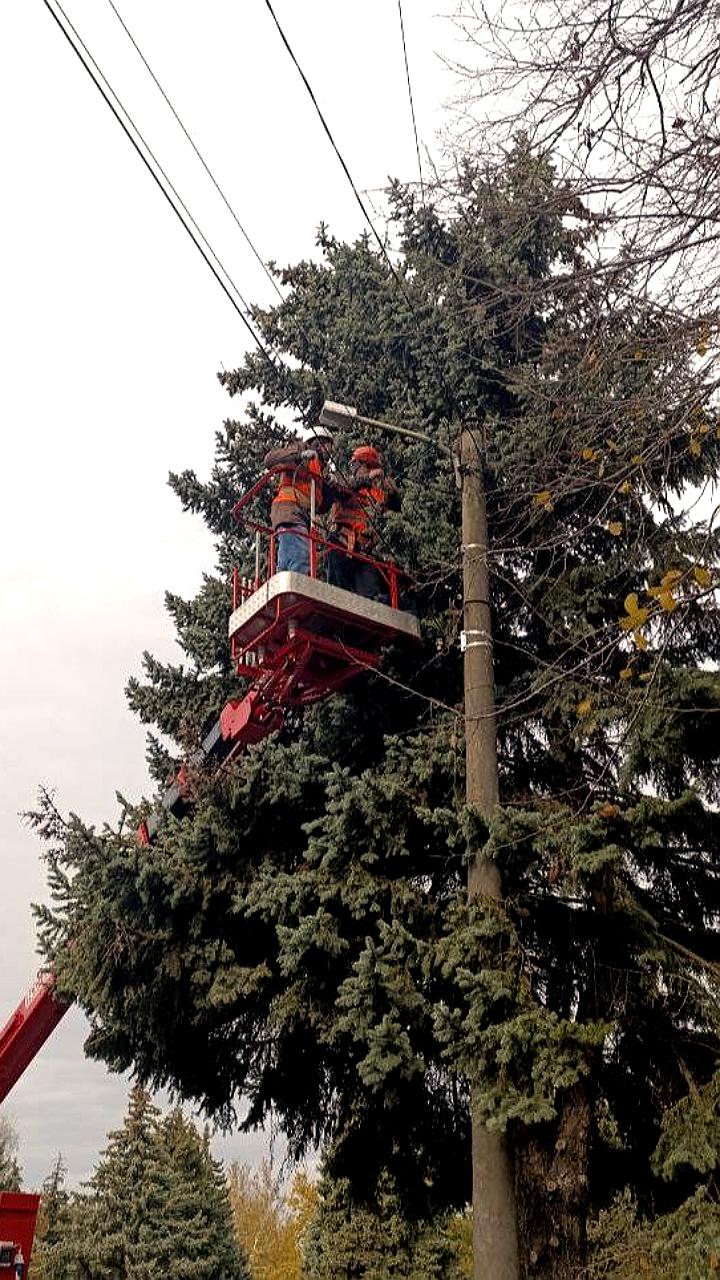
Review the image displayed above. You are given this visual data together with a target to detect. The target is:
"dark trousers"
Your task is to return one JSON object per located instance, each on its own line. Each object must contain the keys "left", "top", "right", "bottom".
{"left": 326, "top": 546, "right": 389, "bottom": 604}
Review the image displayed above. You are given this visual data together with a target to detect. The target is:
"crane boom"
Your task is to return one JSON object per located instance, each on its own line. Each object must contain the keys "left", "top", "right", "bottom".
{"left": 0, "top": 972, "right": 69, "bottom": 1105}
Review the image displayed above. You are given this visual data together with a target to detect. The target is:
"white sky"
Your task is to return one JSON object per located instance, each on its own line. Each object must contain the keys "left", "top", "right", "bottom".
{"left": 0, "top": 0, "right": 459, "bottom": 1188}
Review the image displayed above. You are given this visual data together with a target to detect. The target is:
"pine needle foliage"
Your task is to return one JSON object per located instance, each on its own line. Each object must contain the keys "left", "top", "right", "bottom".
{"left": 301, "top": 1171, "right": 467, "bottom": 1280}
{"left": 30, "top": 144, "right": 720, "bottom": 1272}
{"left": 54, "top": 1087, "right": 249, "bottom": 1280}
{"left": 31, "top": 1154, "right": 74, "bottom": 1280}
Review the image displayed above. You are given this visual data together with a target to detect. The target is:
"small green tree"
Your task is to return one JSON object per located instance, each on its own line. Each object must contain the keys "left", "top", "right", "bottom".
{"left": 72, "top": 1085, "right": 169, "bottom": 1278}
{"left": 0, "top": 1115, "right": 22, "bottom": 1191}
{"left": 158, "top": 1108, "right": 248, "bottom": 1280}
{"left": 66, "top": 1087, "right": 248, "bottom": 1279}
{"left": 588, "top": 1186, "right": 720, "bottom": 1279}
{"left": 301, "top": 1172, "right": 465, "bottom": 1280}
{"left": 31, "top": 1154, "right": 76, "bottom": 1280}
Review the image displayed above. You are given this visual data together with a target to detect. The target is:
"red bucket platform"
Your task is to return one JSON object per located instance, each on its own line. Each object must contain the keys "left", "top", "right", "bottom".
{"left": 221, "top": 569, "right": 421, "bottom": 747}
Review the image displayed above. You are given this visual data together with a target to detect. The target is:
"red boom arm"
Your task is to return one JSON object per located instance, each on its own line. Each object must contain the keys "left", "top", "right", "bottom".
{"left": 0, "top": 972, "right": 69, "bottom": 1105}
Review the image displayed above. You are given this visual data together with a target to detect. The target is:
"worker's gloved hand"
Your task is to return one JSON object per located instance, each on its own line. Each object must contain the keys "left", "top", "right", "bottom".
{"left": 367, "top": 468, "right": 383, "bottom": 480}
{"left": 300, "top": 448, "right": 318, "bottom": 460}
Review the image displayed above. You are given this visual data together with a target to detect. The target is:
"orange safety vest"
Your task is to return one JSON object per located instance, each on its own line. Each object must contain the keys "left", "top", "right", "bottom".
{"left": 331, "top": 484, "right": 387, "bottom": 551}
{"left": 272, "top": 456, "right": 324, "bottom": 518}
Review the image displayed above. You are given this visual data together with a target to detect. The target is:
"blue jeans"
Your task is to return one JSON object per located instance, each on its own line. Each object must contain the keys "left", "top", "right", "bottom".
{"left": 276, "top": 527, "right": 310, "bottom": 574}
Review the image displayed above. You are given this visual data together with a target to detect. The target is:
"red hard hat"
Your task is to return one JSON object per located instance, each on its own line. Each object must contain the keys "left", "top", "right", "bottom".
{"left": 351, "top": 445, "right": 381, "bottom": 467}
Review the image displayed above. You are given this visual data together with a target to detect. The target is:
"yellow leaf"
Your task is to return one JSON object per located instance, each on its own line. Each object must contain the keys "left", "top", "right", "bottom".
{"left": 648, "top": 571, "right": 680, "bottom": 595}
{"left": 634, "top": 349, "right": 644, "bottom": 360}
{"left": 647, "top": 570, "right": 681, "bottom": 613}
{"left": 619, "top": 480, "right": 632, "bottom": 495}
{"left": 581, "top": 447, "right": 599, "bottom": 462}
{"left": 619, "top": 666, "right": 634, "bottom": 681}
{"left": 698, "top": 422, "right": 711, "bottom": 435}
{"left": 696, "top": 330, "right": 709, "bottom": 356}
{"left": 533, "top": 489, "right": 554, "bottom": 510}
{"left": 631, "top": 453, "right": 644, "bottom": 465}
{"left": 606, "top": 521, "right": 623, "bottom": 537}
{"left": 639, "top": 672, "right": 653, "bottom": 682}
{"left": 617, "top": 593, "right": 650, "bottom": 650}
{"left": 689, "top": 436, "right": 702, "bottom": 457}
{"left": 576, "top": 698, "right": 593, "bottom": 718}
{"left": 606, "top": 439, "right": 619, "bottom": 452}
{"left": 693, "top": 565, "right": 712, "bottom": 588}
{"left": 621, "top": 594, "right": 649, "bottom": 631}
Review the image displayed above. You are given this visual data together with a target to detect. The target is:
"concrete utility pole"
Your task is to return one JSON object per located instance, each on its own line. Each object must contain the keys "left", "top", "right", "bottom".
{"left": 460, "top": 428, "right": 519, "bottom": 1279}
{"left": 319, "top": 403, "right": 520, "bottom": 1277}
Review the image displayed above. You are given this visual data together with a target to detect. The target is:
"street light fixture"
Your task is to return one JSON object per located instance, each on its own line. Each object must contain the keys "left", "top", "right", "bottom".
{"left": 318, "top": 399, "right": 453, "bottom": 456}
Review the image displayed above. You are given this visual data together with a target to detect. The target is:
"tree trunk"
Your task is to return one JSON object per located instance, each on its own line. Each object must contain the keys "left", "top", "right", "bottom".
{"left": 515, "top": 1081, "right": 592, "bottom": 1279}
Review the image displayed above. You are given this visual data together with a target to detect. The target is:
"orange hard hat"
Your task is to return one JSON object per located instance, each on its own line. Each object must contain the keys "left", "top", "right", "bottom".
{"left": 351, "top": 445, "right": 381, "bottom": 467}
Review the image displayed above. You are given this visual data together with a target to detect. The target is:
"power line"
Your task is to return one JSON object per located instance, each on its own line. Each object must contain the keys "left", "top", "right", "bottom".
{"left": 397, "top": 0, "right": 425, "bottom": 204}
{"left": 260, "top": 0, "right": 415, "bottom": 313}
{"left": 42, "top": 0, "right": 288, "bottom": 386}
{"left": 104, "top": 0, "right": 284, "bottom": 302}
{"left": 259, "top": 0, "right": 467, "bottom": 437}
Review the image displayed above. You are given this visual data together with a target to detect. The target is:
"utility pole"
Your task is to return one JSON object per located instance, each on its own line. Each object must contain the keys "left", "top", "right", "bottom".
{"left": 319, "top": 403, "right": 520, "bottom": 1276}
{"left": 460, "top": 427, "right": 520, "bottom": 1280}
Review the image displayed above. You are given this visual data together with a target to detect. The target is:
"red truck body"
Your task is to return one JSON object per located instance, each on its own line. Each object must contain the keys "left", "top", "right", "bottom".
{"left": 0, "top": 1192, "right": 41, "bottom": 1275}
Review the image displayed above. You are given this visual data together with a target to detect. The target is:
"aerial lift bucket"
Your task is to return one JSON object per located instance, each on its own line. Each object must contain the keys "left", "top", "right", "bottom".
{"left": 0, "top": 1192, "right": 41, "bottom": 1276}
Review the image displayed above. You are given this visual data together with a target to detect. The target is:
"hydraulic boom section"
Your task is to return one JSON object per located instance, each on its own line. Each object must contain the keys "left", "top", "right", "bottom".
{"left": 0, "top": 972, "right": 69, "bottom": 1106}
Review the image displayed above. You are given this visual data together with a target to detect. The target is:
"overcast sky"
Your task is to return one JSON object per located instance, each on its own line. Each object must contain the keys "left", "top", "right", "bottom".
{"left": 0, "top": 0, "right": 461, "bottom": 1187}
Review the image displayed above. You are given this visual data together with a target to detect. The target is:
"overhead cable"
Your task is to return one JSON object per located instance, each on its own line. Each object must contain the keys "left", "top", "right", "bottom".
{"left": 105, "top": 0, "right": 284, "bottom": 301}
{"left": 42, "top": 0, "right": 288, "bottom": 384}
{"left": 397, "top": 0, "right": 425, "bottom": 204}
{"left": 260, "top": 0, "right": 416, "bottom": 313}
{"left": 259, "top": 0, "right": 468, "bottom": 442}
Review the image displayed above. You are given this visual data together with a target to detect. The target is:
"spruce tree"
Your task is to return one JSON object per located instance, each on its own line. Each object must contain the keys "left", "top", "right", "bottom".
{"left": 156, "top": 1109, "right": 248, "bottom": 1280}
{"left": 73, "top": 1085, "right": 170, "bottom": 1279}
{"left": 63, "top": 1089, "right": 248, "bottom": 1280}
{"left": 31, "top": 1154, "right": 76, "bottom": 1280}
{"left": 33, "top": 144, "right": 720, "bottom": 1276}
{"left": 0, "top": 1115, "right": 21, "bottom": 1191}
{"left": 301, "top": 1172, "right": 466, "bottom": 1280}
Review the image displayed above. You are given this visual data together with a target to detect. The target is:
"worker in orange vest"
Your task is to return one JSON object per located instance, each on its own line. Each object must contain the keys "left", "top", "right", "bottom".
{"left": 327, "top": 444, "right": 399, "bottom": 601}
{"left": 263, "top": 426, "right": 334, "bottom": 574}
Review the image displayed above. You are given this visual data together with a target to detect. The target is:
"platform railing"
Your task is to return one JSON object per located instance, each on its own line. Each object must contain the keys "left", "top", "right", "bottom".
{"left": 230, "top": 466, "right": 401, "bottom": 612}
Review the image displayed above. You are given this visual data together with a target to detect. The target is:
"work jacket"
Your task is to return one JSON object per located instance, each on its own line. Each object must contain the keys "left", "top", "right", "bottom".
{"left": 263, "top": 442, "right": 328, "bottom": 530}
{"left": 330, "top": 467, "right": 399, "bottom": 552}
